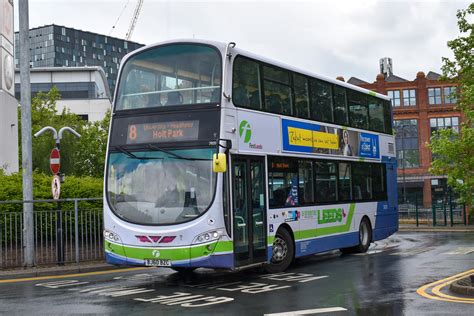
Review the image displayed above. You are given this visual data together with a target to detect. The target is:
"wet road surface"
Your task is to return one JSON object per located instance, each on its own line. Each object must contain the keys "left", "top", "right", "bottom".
{"left": 1, "top": 232, "right": 474, "bottom": 315}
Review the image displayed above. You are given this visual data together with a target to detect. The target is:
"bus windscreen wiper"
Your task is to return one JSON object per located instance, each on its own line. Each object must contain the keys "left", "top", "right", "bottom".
{"left": 115, "top": 146, "right": 161, "bottom": 160}
{"left": 147, "top": 144, "right": 211, "bottom": 161}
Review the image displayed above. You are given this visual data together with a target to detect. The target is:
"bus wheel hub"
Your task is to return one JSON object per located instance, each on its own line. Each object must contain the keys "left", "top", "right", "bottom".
{"left": 272, "top": 237, "right": 288, "bottom": 262}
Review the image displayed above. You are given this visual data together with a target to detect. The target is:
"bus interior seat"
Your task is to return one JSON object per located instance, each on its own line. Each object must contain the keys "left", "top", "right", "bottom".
{"left": 266, "top": 94, "right": 283, "bottom": 113}
{"left": 166, "top": 91, "right": 183, "bottom": 106}
{"left": 249, "top": 91, "right": 261, "bottom": 108}
{"left": 233, "top": 85, "right": 249, "bottom": 106}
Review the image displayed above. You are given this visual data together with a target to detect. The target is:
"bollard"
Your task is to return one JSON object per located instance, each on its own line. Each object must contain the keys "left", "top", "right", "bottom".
{"left": 56, "top": 203, "right": 64, "bottom": 265}
{"left": 449, "top": 192, "right": 453, "bottom": 227}
{"left": 415, "top": 196, "right": 419, "bottom": 227}
{"left": 432, "top": 204, "right": 437, "bottom": 226}
{"left": 443, "top": 203, "right": 447, "bottom": 226}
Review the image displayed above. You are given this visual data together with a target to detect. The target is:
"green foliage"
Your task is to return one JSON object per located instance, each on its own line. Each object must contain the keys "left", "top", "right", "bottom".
{"left": 0, "top": 171, "right": 103, "bottom": 212}
{"left": 17, "top": 86, "right": 110, "bottom": 178}
{"left": 430, "top": 3, "right": 474, "bottom": 208}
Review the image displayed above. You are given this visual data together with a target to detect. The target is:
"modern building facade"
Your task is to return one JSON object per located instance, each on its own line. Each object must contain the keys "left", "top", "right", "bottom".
{"left": 14, "top": 24, "right": 144, "bottom": 94}
{"left": 14, "top": 66, "right": 112, "bottom": 122}
{"left": 347, "top": 61, "right": 461, "bottom": 207}
{"left": 0, "top": 0, "right": 18, "bottom": 174}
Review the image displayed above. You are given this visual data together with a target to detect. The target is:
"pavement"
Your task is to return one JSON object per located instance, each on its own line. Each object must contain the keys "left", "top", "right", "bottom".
{"left": 398, "top": 224, "right": 474, "bottom": 232}
{"left": 0, "top": 261, "right": 119, "bottom": 280}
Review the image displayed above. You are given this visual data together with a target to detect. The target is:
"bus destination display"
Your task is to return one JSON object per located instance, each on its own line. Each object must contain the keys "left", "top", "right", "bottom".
{"left": 126, "top": 120, "right": 199, "bottom": 144}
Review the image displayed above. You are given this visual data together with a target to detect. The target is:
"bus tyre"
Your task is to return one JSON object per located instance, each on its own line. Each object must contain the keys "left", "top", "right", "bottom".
{"left": 355, "top": 217, "right": 372, "bottom": 253}
{"left": 265, "top": 228, "right": 294, "bottom": 273}
{"left": 340, "top": 218, "right": 372, "bottom": 254}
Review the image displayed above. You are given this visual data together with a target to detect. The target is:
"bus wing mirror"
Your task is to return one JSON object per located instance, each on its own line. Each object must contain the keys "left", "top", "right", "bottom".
{"left": 213, "top": 153, "right": 227, "bottom": 173}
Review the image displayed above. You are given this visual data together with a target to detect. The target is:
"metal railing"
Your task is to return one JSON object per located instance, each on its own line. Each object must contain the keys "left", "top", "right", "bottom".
{"left": 0, "top": 198, "right": 103, "bottom": 269}
{"left": 398, "top": 201, "right": 467, "bottom": 227}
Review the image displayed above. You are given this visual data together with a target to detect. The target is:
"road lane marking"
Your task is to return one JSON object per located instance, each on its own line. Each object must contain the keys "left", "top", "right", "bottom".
{"left": 264, "top": 307, "right": 347, "bottom": 315}
{"left": 417, "top": 269, "right": 474, "bottom": 304}
{"left": 442, "top": 247, "right": 474, "bottom": 255}
{"left": 134, "top": 292, "right": 234, "bottom": 307}
{"left": 0, "top": 267, "right": 150, "bottom": 284}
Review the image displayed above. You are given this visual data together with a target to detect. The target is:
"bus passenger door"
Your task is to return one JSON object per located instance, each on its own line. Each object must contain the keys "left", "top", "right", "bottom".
{"left": 232, "top": 156, "right": 267, "bottom": 267}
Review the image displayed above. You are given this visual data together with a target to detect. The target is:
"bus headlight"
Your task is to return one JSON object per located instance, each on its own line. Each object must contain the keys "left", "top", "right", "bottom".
{"left": 192, "top": 230, "right": 223, "bottom": 245}
{"left": 103, "top": 229, "right": 121, "bottom": 242}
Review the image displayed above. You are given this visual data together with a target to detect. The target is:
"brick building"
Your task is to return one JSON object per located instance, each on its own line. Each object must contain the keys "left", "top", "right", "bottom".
{"left": 346, "top": 60, "right": 461, "bottom": 207}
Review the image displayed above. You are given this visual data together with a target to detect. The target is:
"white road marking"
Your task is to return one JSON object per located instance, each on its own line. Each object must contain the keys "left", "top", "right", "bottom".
{"left": 390, "top": 247, "right": 434, "bottom": 256}
{"left": 135, "top": 292, "right": 234, "bottom": 307}
{"left": 35, "top": 280, "right": 89, "bottom": 288}
{"left": 264, "top": 307, "right": 347, "bottom": 315}
{"left": 261, "top": 273, "right": 328, "bottom": 283}
{"left": 442, "top": 247, "right": 474, "bottom": 255}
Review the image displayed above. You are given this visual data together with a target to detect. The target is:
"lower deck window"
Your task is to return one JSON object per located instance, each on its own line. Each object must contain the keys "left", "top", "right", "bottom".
{"left": 268, "top": 156, "right": 387, "bottom": 208}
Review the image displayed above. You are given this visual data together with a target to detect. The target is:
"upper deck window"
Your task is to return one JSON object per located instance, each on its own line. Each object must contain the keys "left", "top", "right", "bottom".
{"left": 115, "top": 44, "right": 222, "bottom": 111}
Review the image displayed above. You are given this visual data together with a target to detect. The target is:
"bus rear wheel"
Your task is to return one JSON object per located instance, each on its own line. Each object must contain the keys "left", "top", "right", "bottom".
{"left": 340, "top": 217, "right": 372, "bottom": 254}
{"left": 265, "top": 228, "right": 294, "bottom": 273}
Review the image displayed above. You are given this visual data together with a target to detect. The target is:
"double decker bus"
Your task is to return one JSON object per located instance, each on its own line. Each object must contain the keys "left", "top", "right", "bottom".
{"left": 104, "top": 40, "right": 398, "bottom": 273}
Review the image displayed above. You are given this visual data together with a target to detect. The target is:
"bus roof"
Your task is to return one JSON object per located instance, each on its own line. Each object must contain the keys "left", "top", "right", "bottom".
{"left": 121, "top": 39, "right": 390, "bottom": 101}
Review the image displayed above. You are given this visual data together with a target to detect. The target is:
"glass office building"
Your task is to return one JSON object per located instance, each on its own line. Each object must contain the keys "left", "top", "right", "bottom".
{"left": 14, "top": 24, "right": 144, "bottom": 94}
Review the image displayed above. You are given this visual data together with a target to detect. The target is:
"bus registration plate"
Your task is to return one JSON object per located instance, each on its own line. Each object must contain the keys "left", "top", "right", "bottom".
{"left": 144, "top": 259, "right": 171, "bottom": 267}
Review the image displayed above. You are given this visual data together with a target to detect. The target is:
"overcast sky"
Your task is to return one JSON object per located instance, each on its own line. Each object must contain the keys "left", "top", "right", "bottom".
{"left": 14, "top": 0, "right": 471, "bottom": 82}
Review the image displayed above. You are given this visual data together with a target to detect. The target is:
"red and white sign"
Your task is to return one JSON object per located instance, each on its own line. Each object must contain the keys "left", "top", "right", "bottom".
{"left": 50, "top": 148, "right": 60, "bottom": 174}
{"left": 51, "top": 175, "right": 61, "bottom": 200}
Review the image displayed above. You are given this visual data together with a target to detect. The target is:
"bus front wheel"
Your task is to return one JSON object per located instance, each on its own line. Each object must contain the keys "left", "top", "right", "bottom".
{"left": 265, "top": 228, "right": 294, "bottom": 273}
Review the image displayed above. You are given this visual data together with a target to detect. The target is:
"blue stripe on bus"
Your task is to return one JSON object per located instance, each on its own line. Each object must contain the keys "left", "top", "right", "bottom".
{"left": 267, "top": 232, "right": 360, "bottom": 260}
{"left": 105, "top": 251, "right": 143, "bottom": 266}
{"left": 185, "top": 253, "right": 233, "bottom": 268}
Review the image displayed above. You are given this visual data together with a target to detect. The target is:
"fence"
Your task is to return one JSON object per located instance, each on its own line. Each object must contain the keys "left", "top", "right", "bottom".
{"left": 0, "top": 198, "right": 103, "bottom": 269}
{"left": 398, "top": 199, "right": 467, "bottom": 227}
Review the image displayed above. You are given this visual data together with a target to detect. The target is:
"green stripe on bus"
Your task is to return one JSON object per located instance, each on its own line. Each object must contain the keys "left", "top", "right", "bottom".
{"left": 297, "top": 203, "right": 355, "bottom": 240}
{"left": 267, "top": 204, "right": 356, "bottom": 246}
{"left": 368, "top": 91, "right": 377, "bottom": 96}
{"left": 105, "top": 239, "right": 233, "bottom": 261}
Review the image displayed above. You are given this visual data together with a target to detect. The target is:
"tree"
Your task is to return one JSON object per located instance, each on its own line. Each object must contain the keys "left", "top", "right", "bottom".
{"left": 429, "top": 3, "right": 474, "bottom": 209}
{"left": 17, "top": 86, "right": 110, "bottom": 178}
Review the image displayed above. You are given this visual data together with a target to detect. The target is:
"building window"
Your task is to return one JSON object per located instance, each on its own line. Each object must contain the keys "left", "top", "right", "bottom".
{"left": 428, "top": 87, "right": 442, "bottom": 105}
{"left": 443, "top": 86, "right": 457, "bottom": 104}
{"left": 394, "top": 119, "right": 419, "bottom": 168}
{"left": 430, "top": 117, "right": 460, "bottom": 134}
{"left": 387, "top": 90, "right": 401, "bottom": 107}
{"left": 402, "top": 89, "right": 416, "bottom": 106}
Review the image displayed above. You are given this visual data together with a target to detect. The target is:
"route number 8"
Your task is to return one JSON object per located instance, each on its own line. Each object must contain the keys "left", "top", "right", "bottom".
{"left": 129, "top": 125, "right": 137, "bottom": 141}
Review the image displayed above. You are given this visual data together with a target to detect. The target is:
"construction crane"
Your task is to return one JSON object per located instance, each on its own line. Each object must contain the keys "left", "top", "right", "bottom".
{"left": 125, "top": 0, "right": 144, "bottom": 40}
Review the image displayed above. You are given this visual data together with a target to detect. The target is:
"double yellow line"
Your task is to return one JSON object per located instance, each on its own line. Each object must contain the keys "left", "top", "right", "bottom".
{"left": 417, "top": 269, "right": 474, "bottom": 304}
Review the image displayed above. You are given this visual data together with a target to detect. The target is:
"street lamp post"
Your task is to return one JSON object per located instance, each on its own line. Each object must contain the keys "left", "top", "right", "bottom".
{"left": 35, "top": 126, "right": 81, "bottom": 264}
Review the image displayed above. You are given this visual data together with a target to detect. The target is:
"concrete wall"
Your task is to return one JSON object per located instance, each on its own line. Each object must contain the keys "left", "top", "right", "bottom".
{"left": 0, "top": 91, "right": 19, "bottom": 173}
{"left": 56, "top": 99, "right": 111, "bottom": 122}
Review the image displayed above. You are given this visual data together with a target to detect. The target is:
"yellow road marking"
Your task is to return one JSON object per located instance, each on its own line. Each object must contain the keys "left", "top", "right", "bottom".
{"left": 0, "top": 267, "right": 151, "bottom": 284}
{"left": 417, "top": 269, "right": 474, "bottom": 304}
